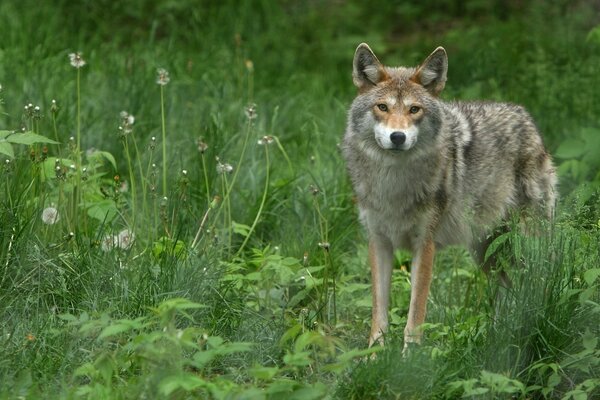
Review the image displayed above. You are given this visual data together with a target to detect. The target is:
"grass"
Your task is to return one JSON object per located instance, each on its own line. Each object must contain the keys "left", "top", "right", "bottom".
{"left": 1, "top": 0, "right": 600, "bottom": 399}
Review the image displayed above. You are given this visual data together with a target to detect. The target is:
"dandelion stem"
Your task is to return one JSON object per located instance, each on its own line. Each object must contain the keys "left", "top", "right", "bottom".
{"left": 236, "top": 144, "right": 269, "bottom": 257}
{"left": 201, "top": 153, "right": 210, "bottom": 207}
{"left": 74, "top": 67, "right": 83, "bottom": 229}
{"left": 160, "top": 85, "right": 167, "bottom": 196}
{"left": 213, "top": 119, "right": 253, "bottom": 225}
{"left": 123, "top": 137, "right": 136, "bottom": 225}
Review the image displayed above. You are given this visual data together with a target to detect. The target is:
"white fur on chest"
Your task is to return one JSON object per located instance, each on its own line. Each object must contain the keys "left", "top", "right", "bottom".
{"left": 356, "top": 156, "right": 434, "bottom": 251}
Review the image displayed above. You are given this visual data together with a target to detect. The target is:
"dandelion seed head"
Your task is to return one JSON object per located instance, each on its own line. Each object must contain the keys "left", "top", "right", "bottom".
{"left": 216, "top": 161, "right": 233, "bottom": 174}
{"left": 41, "top": 207, "right": 60, "bottom": 225}
{"left": 156, "top": 68, "right": 170, "bottom": 86}
{"left": 318, "top": 242, "right": 330, "bottom": 251}
{"left": 244, "top": 103, "right": 257, "bottom": 120}
{"left": 119, "top": 180, "right": 129, "bottom": 193}
{"left": 116, "top": 229, "right": 135, "bottom": 250}
{"left": 69, "top": 52, "right": 86, "bottom": 68}
{"left": 196, "top": 138, "right": 208, "bottom": 154}
{"left": 101, "top": 235, "right": 116, "bottom": 252}
{"left": 257, "top": 135, "right": 274, "bottom": 145}
{"left": 119, "top": 111, "right": 135, "bottom": 134}
{"left": 245, "top": 59, "right": 254, "bottom": 72}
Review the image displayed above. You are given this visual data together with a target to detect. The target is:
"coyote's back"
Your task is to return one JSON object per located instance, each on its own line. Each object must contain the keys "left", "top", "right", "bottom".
{"left": 342, "top": 43, "right": 557, "bottom": 349}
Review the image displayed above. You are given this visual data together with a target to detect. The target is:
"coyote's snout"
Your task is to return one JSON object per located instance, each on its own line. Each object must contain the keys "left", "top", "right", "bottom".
{"left": 342, "top": 43, "right": 557, "bottom": 349}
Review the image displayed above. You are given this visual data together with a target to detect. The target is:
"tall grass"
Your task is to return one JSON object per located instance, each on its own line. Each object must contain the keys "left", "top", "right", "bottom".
{"left": 1, "top": 1, "right": 599, "bottom": 398}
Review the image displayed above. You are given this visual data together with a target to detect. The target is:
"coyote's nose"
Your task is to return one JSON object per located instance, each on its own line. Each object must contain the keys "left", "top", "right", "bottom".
{"left": 390, "top": 131, "right": 406, "bottom": 146}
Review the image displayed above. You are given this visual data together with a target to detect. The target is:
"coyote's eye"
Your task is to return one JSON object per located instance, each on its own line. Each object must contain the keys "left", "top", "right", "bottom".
{"left": 377, "top": 104, "right": 388, "bottom": 112}
{"left": 409, "top": 105, "right": 421, "bottom": 114}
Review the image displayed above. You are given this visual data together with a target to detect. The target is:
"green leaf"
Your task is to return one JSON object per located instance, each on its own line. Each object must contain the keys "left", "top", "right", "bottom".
{"left": 232, "top": 221, "right": 251, "bottom": 237}
{"left": 95, "top": 151, "right": 117, "bottom": 170}
{"left": 283, "top": 350, "right": 312, "bottom": 367}
{"left": 6, "top": 131, "right": 59, "bottom": 145}
{"left": 582, "top": 329, "right": 598, "bottom": 351}
{"left": 555, "top": 139, "right": 586, "bottom": 159}
{"left": 98, "top": 323, "right": 133, "bottom": 339}
{"left": 583, "top": 268, "right": 600, "bottom": 286}
{"left": 87, "top": 200, "right": 119, "bottom": 222}
{"left": 159, "top": 374, "right": 206, "bottom": 396}
{"left": 248, "top": 365, "right": 279, "bottom": 380}
{"left": 484, "top": 232, "right": 510, "bottom": 263}
{"left": 0, "top": 142, "right": 14, "bottom": 158}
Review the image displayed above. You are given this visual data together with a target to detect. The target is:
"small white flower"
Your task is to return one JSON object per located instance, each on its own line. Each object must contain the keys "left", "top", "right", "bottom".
{"left": 118, "top": 180, "right": 129, "bottom": 193}
{"left": 244, "top": 103, "right": 257, "bottom": 120}
{"left": 156, "top": 68, "right": 170, "bottom": 86}
{"left": 216, "top": 162, "right": 233, "bottom": 174}
{"left": 196, "top": 139, "right": 208, "bottom": 153}
{"left": 117, "top": 229, "right": 135, "bottom": 250}
{"left": 119, "top": 111, "right": 135, "bottom": 134}
{"left": 257, "top": 135, "right": 274, "bottom": 145}
{"left": 41, "top": 207, "right": 60, "bottom": 225}
{"left": 69, "top": 52, "right": 86, "bottom": 68}
{"left": 101, "top": 235, "right": 117, "bottom": 252}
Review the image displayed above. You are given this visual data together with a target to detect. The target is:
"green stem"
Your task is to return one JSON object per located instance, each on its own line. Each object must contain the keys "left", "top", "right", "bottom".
{"left": 160, "top": 85, "right": 167, "bottom": 196}
{"left": 124, "top": 137, "right": 136, "bottom": 225}
{"left": 213, "top": 119, "right": 253, "bottom": 224}
{"left": 201, "top": 153, "right": 210, "bottom": 207}
{"left": 236, "top": 145, "right": 269, "bottom": 257}
{"left": 74, "top": 67, "right": 82, "bottom": 229}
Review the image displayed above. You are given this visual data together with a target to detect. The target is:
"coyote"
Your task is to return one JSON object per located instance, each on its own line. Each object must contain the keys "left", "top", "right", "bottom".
{"left": 342, "top": 43, "right": 557, "bottom": 348}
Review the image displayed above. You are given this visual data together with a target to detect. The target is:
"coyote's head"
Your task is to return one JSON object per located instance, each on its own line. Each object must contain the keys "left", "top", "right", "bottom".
{"left": 352, "top": 44, "right": 448, "bottom": 152}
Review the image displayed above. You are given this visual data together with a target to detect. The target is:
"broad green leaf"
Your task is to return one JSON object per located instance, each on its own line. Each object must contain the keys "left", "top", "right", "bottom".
{"left": 583, "top": 268, "right": 600, "bottom": 286}
{"left": 248, "top": 365, "right": 279, "bottom": 380}
{"left": 232, "top": 221, "right": 251, "bottom": 237}
{"left": 0, "top": 142, "right": 14, "bottom": 158}
{"left": 6, "top": 131, "right": 59, "bottom": 145}
{"left": 87, "top": 200, "right": 118, "bottom": 222}
{"left": 555, "top": 139, "right": 586, "bottom": 159}
{"left": 98, "top": 323, "right": 134, "bottom": 339}
{"left": 283, "top": 350, "right": 312, "bottom": 367}
{"left": 484, "top": 232, "right": 510, "bottom": 263}
{"left": 159, "top": 374, "right": 206, "bottom": 396}
{"left": 582, "top": 329, "right": 598, "bottom": 351}
{"left": 96, "top": 151, "right": 117, "bottom": 170}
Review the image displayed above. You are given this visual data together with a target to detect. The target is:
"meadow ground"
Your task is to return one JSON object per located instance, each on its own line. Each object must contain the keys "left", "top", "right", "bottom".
{"left": 1, "top": 1, "right": 599, "bottom": 398}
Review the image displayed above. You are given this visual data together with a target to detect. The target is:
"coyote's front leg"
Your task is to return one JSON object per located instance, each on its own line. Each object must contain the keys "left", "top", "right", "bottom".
{"left": 404, "top": 237, "right": 435, "bottom": 348}
{"left": 368, "top": 235, "right": 394, "bottom": 347}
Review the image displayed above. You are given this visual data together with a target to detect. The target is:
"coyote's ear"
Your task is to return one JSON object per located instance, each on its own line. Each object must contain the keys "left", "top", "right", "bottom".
{"left": 412, "top": 47, "right": 448, "bottom": 96}
{"left": 353, "top": 43, "right": 388, "bottom": 90}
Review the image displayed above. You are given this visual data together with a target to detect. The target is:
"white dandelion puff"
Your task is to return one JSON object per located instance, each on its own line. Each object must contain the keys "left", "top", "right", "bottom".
{"left": 101, "top": 235, "right": 117, "bottom": 252}
{"left": 156, "top": 68, "right": 170, "bottom": 86}
{"left": 257, "top": 135, "right": 274, "bottom": 145}
{"left": 216, "top": 162, "right": 233, "bottom": 174}
{"left": 244, "top": 103, "right": 257, "bottom": 120}
{"left": 116, "top": 229, "right": 135, "bottom": 250}
{"left": 68, "top": 52, "right": 86, "bottom": 68}
{"left": 41, "top": 207, "right": 60, "bottom": 225}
